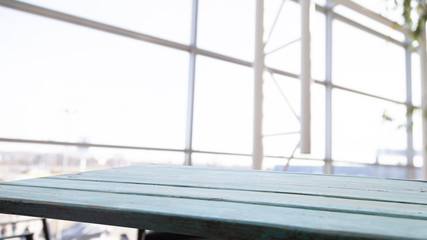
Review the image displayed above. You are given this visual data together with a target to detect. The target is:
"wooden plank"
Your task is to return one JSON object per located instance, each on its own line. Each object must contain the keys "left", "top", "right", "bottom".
{"left": 61, "top": 165, "right": 427, "bottom": 193}
{"left": 3, "top": 178, "right": 427, "bottom": 221}
{"left": 1, "top": 184, "right": 427, "bottom": 240}
{"left": 50, "top": 165, "right": 427, "bottom": 204}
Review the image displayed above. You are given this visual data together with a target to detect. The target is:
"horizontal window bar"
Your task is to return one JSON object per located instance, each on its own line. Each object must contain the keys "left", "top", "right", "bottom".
{"left": 333, "top": 13, "right": 405, "bottom": 47}
{"left": 0, "top": 137, "right": 184, "bottom": 152}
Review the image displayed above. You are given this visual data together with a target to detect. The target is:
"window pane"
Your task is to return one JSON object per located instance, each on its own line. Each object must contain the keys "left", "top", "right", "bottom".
{"left": 412, "top": 110, "right": 422, "bottom": 166}
{"left": 263, "top": 157, "right": 324, "bottom": 173}
{"left": 0, "top": 141, "right": 184, "bottom": 181}
{"left": 0, "top": 142, "right": 66, "bottom": 181}
{"left": 288, "top": 159, "right": 324, "bottom": 174}
{"left": 332, "top": 162, "right": 420, "bottom": 178}
{"left": 263, "top": 157, "right": 287, "bottom": 171}
{"left": 312, "top": 12, "right": 326, "bottom": 81}
{"left": 19, "top": 0, "right": 192, "bottom": 44}
{"left": 191, "top": 153, "right": 251, "bottom": 169}
{"left": 411, "top": 52, "right": 421, "bottom": 106}
{"left": 333, "top": 5, "right": 405, "bottom": 42}
{"left": 265, "top": 0, "right": 300, "bottom": 74}
{"left": 333, "top": 20, "right": 406, "bottom": 102}
{"left": 265, "top": 5, "right": 325, "bottom": 81}
{"left": 263, "top": 74, "right": 325, "bottom": 159}
{"left": 197, "top": 0, "right": 254, "bottom": 61}
{"left": 264, "top": 0, "right": 301, "bottom": 56}
{"left": 87, "top": 148, "right": 185, "bottom": 167}
{"left": 350, "top": 0, "right": 403, "bottom": 24}
{"left": 192, "top": 56, "right": 253, "bottom": 154}
{"left": 263, "top": 74, "right": 301, "bottom": 136}
{"left": 265, "top": 41, "right": 300, "bottom": 75}
{"left": 332, "top": 89, "right": 407, "bottom": 164}
{"left": 0, "top": 9, "right": 189, "bottom": 149}
{"left": 293, "top": 84, "right": 325, "bottom": 159}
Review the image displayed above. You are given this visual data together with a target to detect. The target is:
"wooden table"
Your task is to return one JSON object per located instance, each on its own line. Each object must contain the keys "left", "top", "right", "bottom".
{"left": 0, "top": 165, "right": 426, "bottom": 240}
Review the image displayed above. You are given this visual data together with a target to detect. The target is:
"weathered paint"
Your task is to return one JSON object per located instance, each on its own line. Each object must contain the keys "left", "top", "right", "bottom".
{"left": 51, "top": 165, "right": 427, "bottom": 204}
{"left": 0, "top": 165, "right": 426, "bottom": 240}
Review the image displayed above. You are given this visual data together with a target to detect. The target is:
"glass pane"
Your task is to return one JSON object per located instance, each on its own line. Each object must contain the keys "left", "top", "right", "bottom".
{"left": 293, "top": 84, "right": 326, "bottom": 159}
{"left": 0, "top": 141, "right": 184, "bottom": 181}
{"left": 412, "top": 109, "right": 422, "bottom": 162}
{"left": 260, "top": 157, "right": 324, "bottom": 173}
{"left": 0, "top": 142, "right": 66, "bottom": 181}
{"left": 350, "top": 0, "right": 403, "bottom": 24}
{"left": 263, "top": 74, "right": 325, "bottom": 159}
{"left": 411, "top": 52, "right": 421, "bottom": 106}
{"left": 312, "top": 12, "right": 326, "bottom": 81}
{"left": 192, "top": 56, "right": 253, "bottom": 154}
{"left": 0, "top": 9, "right": 189, "bottom": 149}
{"left": 265, "top": 41, "right": 300, "bottom": 75}
{"left": 332, "top": 161, "right": 421, "bottom": 178}
{"left": 287, "top": 159, "right": 324, "bottom": 174}
{"left": 87, "top": 148, "right": 185, "bottom": 167}
{"left": 197, "top": 0, "right": 254, "bottom": 61}
{"left": 265, "top": 4, "right": 325, "bottom": 81}
{"left": 19, "top": 0, "right": 192, "bottom": 44}
{"left": 265, "top": 0, "right": 300, "bottom": 74}
{"left": 263, "top": 157, "right": 287, "bottom": 171}
{"left": 333, "top": 5, "right": 405, "bottom": 42}
{"left": 263, "top": 74, "right": 301, "bottom": 137}
{"left": 332, "top": 89, "right": 407, "bottom": 164}
{"left": 191, "top": 153, "right": 251, "bottom": 169}
{"left": 333, "top": 20, "right": 406, "bottom": 102}
{"left": 264, "top": 0, "right": 301, "bottom": 56}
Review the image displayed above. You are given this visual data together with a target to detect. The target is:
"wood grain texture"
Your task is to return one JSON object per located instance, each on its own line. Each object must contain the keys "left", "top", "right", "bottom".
{"left": 0, "top": 165, "right": 426, "bottom": 240}
{"left": 53, "top": 165, "right": 427, "bottom": 204}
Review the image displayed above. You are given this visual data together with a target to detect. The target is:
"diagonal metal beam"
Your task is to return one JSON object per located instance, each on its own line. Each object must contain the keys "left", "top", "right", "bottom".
{"left": 265, "top": 0, "right": 286, "bottom": 46}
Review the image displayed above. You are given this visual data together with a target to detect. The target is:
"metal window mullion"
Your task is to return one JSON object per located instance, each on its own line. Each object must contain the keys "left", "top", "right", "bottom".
{"left": 300, "top": 0, "right": 313, "bottom": 154}
{"left": 184, "top": 0, "right": 198, "bottom": 166}
{"left": 324, "top": 1, "right": 333, "bottom": 174}
{"left": 420, "top": 27, "right": 427, "bottom": 180}
{"left": 253, "top": 0, "right": 264, "bottom": 170}
{"left": 405, "top": 40, "right": 414, "bottom": 179}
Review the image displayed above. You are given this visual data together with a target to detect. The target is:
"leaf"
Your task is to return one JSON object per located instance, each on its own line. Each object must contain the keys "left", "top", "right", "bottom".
{"left": 382, "top": 112, "right": 394, "bottom": 122}
{"left": 407, "top": 105, "right": 419, "bottom": 116}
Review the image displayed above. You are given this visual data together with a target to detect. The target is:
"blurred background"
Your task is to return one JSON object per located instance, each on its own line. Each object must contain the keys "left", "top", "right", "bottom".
{"left": 0, "top": 0, "right": 426, "bottom": 239}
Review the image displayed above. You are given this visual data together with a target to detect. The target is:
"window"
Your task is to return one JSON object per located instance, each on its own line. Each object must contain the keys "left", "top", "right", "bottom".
{"left": 332, "top": 89, "right": 407, "bottom": 164}
{"left": 19, "top": 0, "right": 192, "bottom": 44}
{"left": 192, "top": 56, "right": 253, "bottom": 154}
{"left": 197, "top": 0, "right": 254, "bottom": 60}
{"left": 0, "top": 8, "right": 189, "bottom": 149}
{"left": 333, "top": 20, "right": 406, "bottom": 102}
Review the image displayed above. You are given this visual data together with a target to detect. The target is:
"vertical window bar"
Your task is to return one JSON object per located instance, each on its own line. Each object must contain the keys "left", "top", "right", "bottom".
{"left": 324, "top": 1, "right": 333, "bottom": 174}
{"left": 300, "top": 0, "right": 314, "bottom": 154}
{"left": 184, "top": 0, "right": 199, "bottom": 166}
{"left": 405, "top": 39, "right": 414, "bottom": 179}
{"left": 253, "top": 0, "right": 264, "bottom": 170}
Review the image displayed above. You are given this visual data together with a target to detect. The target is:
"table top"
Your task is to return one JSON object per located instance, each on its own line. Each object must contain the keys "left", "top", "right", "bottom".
{"left": 0, "top": 165, "right": 427, "bottom": 240}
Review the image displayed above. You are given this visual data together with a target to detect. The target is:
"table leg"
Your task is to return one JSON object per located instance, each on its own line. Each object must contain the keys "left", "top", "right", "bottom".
{"left": 41, "top": 219, "right": 50, "bottom": 240}
{"left": 137, "top": 229, "right": 145, "bottom": 240}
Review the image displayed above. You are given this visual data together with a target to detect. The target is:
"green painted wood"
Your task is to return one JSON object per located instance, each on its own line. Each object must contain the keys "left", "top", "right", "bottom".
{"left": 3, "top": 178, "right": 427, "bottom": 221}
{"left": 1, "top": 165, "right": 427, "bottom": 240}
{"left": 1, "top": 184, "right": 427, "bottom": 240}
{"left": 57, "top": 165, "right": 427, "bottom": 193}
{"left": 51, "top": 165, "right": 427, "bottom": 205}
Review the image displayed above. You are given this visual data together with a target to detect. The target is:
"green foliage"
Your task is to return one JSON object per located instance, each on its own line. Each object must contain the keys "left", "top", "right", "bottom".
{"left": 381, "top": 106, "right": 419, "bottom": 133}
{"left": 396, "top": 0, "right": 427, "bottom": 41}
{"left": 382, "top": 111, "right": 394, "bottom": 122}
